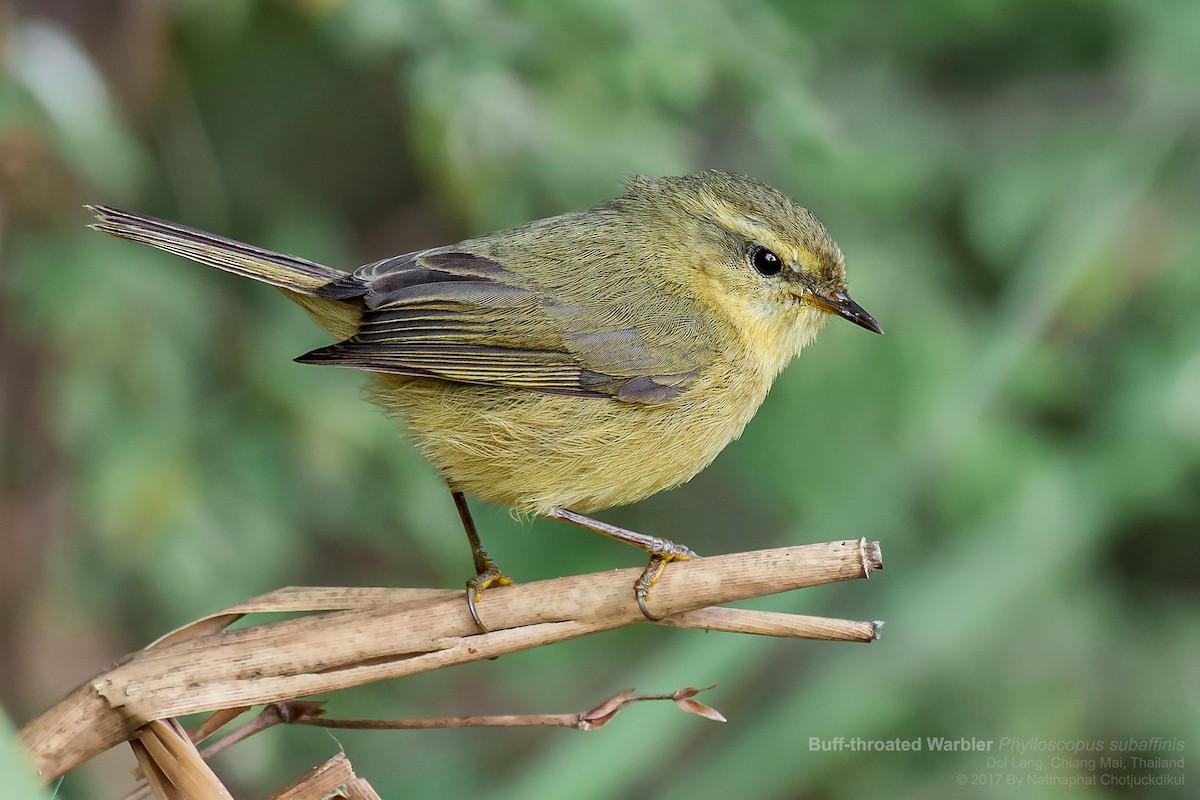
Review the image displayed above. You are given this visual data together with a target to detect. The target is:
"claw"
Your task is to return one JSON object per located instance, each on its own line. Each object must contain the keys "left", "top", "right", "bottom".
{"left": 636, "top": 594, "right": 664, "bottom": 622}
{"left": 465, "top": 570, "right": 512, "bottom": 632}
{"left": 465, "top": 585, "right": 487, "bottom": 631}
{"left": 634, "top": 553, "right": 685, "bottom": 621}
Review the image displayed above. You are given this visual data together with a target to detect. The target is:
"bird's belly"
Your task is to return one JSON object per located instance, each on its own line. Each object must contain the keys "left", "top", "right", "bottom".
{"left": 371, "top": 373, "right": 767, "bottom": 515}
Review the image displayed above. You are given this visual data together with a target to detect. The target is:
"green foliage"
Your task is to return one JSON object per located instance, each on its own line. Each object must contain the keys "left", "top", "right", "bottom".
{"left": 2, "top": 0, "right": 1197, "bottom": 797}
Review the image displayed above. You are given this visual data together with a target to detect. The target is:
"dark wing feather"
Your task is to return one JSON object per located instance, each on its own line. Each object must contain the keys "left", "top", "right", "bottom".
{"left": 300, "top": 248, "right": 706, "bottom": 402}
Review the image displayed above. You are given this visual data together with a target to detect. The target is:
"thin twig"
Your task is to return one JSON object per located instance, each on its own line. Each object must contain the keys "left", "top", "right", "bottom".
{"left": 123, "top": 687, "right": 723, "bottom": 799}
{"left": 203, "top": 686, "right": 720, "bottom": 743}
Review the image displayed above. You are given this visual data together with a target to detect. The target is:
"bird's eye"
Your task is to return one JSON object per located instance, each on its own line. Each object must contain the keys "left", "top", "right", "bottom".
{"left": 751, "top": 246, "right": 783, "bottom": 277}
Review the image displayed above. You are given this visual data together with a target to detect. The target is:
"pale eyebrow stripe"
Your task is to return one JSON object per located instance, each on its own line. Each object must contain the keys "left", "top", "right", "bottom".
{"left": 699, "top": 197, "right": 771, "bottom": 241}
{"left": 699, "top": 196, "right": 810, "bottom": 268}
{"left": 725, "top": 211, "right": 795, "bottom": 257}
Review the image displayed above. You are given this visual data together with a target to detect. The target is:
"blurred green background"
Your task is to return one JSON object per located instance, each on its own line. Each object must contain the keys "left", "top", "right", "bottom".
{"left": 2, "top": 1, "right": 1198, "bottom": 797}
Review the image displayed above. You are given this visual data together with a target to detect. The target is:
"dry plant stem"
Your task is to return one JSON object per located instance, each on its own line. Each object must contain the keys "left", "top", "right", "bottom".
{"left": 267, "top": 752, "right": 381, "bottom": 800}
{"left": 301, "top": 712, "right": 587, "bottom": 730}
{"left": 190, "top": 701, "right": 588, "bottom": 764}
{"left": 127, "top": 698, "right": 593, "bottom": 800}
{"left": 658, "top": 607, "right": 881, "bottom": 641}
{"left": 128, "top": 742, "right": 381, "bottom": 800}
{"left": 196, "top": 706, "right": 289, "bottom": 763}
{"left": 130, "top": 720, "right": 231, "bottom": 800}
{"left": 128, "top": 741, "right": 173, "bottom": 800}
{"left": 194, "top": 685, "right": 720, "bottom": 766}
{"left": 22, "top": 539, "right": 882, "bottom": 782}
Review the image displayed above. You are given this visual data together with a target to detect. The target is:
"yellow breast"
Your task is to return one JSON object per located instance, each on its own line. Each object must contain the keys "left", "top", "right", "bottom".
{"left": 372, "top": 361, "right": 773, "bottom": 515}
{"left": 368, "top": 286, "right": 827, "bottom": 515}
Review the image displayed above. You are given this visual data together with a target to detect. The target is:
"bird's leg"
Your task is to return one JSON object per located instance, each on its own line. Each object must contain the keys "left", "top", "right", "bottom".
{"left": 452, "top": 490, "right": 513, "bottom": 630}
{"left": 545, "top": 507, "right": 699, "bottom": 621}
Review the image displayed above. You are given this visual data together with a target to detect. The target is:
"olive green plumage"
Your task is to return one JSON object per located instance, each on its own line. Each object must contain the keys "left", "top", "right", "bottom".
{"left": 89, "top": 171, "right": 879, "bottom": 517}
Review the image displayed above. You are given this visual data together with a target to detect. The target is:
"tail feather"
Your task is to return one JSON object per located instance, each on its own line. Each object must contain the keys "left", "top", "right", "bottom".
{"left": 87, "top": 205, "right": 346, "bottom": 293}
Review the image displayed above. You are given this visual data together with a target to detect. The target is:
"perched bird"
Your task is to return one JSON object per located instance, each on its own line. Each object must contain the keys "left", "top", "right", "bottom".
{"left": 89, "top": 171, "right": 881, "bottom": 621}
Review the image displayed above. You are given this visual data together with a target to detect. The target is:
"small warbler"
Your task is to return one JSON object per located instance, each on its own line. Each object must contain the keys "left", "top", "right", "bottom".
{"left": 89, "top": 171, "right": 881, "bottom": 621}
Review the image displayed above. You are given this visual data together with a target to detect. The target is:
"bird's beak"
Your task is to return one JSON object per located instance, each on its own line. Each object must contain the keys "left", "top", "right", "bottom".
{"left": 804, "top": 289, "right": 884, "bottom": 334}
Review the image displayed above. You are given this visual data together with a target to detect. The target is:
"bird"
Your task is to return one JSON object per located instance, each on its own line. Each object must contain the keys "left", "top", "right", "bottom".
{"left": 88, "top": 170, "right": 882, "bottom": 622}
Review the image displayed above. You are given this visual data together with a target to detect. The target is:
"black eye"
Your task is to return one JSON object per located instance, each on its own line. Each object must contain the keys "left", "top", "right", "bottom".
{"left": 751, "top": 246, "right": 783, "bottom": 276}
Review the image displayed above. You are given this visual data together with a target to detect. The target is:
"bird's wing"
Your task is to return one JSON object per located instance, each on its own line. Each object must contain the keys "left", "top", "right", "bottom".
{"left": 296, "top": 248, "right": 707, "bottom": 403}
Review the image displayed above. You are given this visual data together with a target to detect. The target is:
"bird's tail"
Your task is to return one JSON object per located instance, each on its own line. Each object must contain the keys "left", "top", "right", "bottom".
{"left": 87, "top": 205, "right": 346, "bottom": 293}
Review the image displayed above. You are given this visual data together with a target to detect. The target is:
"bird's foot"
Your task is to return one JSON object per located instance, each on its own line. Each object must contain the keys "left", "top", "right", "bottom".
{"left": 634, "top": 541, "right": 698, "bottom": 621}
{"left": 545, "top": 506, "right": 698, "bottom": 621}
{"left": 465, "top": 553, "right": 513, "bottom": 632}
